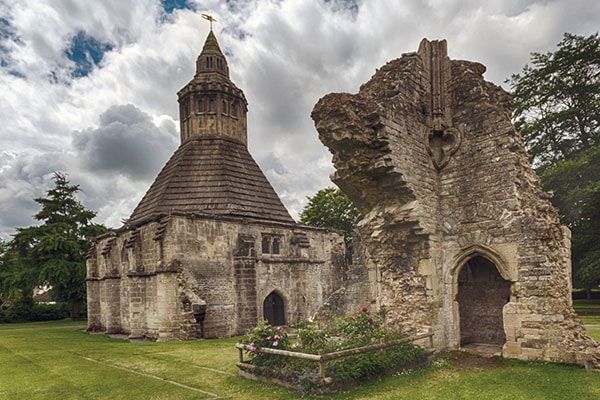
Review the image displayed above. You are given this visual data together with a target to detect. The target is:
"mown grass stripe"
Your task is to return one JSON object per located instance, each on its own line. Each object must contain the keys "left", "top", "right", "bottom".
{"left": 79, "top": 355, "right": 221, "bottom": 398}
{"left": 190, "top": 364, "right": 235, "bottom": 376}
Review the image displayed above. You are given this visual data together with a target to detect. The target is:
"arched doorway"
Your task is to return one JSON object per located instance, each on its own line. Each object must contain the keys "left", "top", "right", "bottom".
{"left": 263, "top": 291, "right": 285, "bottom": 326}
{"left": 456, "top": 255, "right": 510, "bottom": 346}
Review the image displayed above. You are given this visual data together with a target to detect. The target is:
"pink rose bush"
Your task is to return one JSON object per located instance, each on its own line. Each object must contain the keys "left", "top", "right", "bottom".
{"left": 243, "top": 320, "right": 289, "bottom": 356}
{"left": 239, "top": 308, "right": 429, "bottom": 396}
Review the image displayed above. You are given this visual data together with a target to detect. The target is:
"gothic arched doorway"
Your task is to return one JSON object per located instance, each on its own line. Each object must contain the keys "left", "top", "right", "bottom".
{"left": 456, "top": 255, "right": 510, "bottom": 346}
{"left": 263, "top": 291, "right": 285, "bottom": 326}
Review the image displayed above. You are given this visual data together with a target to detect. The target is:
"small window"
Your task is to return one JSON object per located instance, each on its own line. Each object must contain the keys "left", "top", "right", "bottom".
{"left": 262, "top": 236, "right": 270, "bottom": 254}
{"left": 180, "top": 99, "right": 190, "bottom": 118}
{"left": 231, "top": 102, "right": 237, "bottom": 117}
{"left": 197, "top": 99, "right": 204, "bottom": 113}
{"left": 206, "top": 56, "right": 213, "bottom": 69}
{"left": 209, "top": 99, "right": 215, "bottom": 113}
{"left": 272, "top": 238, "right": 280, "bottom": 255}
{"left": 222, "top": 100, "right": 227, "bottom": 115}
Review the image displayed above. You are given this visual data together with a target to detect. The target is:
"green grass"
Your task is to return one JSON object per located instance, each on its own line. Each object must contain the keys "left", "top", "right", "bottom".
{"left": 575, "top": 297, "right": 600, "bottom": 339}
{"left": 574, "top": 299, "right": 600, "bottom": 310}
{"left": 0, "top": 320, "right": 599, "bottom": 400}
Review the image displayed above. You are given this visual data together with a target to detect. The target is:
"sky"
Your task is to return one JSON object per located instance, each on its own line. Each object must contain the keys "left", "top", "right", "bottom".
{"left": 0, "top": 0, "right": 599, "bottom": 239}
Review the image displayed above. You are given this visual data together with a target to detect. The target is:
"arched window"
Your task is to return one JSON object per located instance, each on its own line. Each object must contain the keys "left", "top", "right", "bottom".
{"left": 197, "top": 99, "right": 204, "bottom": 113}
{"left": 222, "top": 100, "right": 227, "bottom": 115}
{"left": 206, "top": 56, "right": 213, "bottom": 69}
{"left": 272, "top": 238, "right": 280, "bottom": 254}
{"left": 231, "top": 102, "right": 237, "bottom": 117}
{"left": 208, "top": 99, "right": 215, "bottom": 113}
{"left": 262, "top": 236, "right": 270, "bottom": 254}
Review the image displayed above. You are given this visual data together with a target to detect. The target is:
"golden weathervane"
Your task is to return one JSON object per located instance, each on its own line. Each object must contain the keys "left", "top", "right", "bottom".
{"left": 201, "top": 14, "right": 216, "bottom": 30}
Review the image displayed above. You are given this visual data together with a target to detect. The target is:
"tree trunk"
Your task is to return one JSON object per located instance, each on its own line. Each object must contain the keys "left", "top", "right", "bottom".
{"left": 586, "top": 287, "right": 592, "bottom": 300}
{"left": 71, "top": 298, "right": 82, "bottom": 320}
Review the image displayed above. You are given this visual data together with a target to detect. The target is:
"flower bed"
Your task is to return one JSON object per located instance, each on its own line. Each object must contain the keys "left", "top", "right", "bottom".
{"left": 235, "top": 308, "right": 432, "bottom": 396}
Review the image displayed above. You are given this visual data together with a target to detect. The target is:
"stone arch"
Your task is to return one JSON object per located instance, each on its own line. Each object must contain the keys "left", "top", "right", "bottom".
{"left": 263, "top": 290, "right": 286, "bottom": 326}
{"left": 452, "top": 244, "right": 512, "bottom": 281}
{"left": 452, "top": 246, "right": 512, "bottom": 348}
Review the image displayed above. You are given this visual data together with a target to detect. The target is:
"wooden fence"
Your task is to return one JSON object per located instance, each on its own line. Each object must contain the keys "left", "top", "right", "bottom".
{"left": 235, "top": 331, "right": 433, "bottom": 382}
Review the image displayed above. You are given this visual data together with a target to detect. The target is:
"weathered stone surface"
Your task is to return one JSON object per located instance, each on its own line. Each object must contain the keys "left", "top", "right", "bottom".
{"left": 88, "top": 214, "right": 344, "bottom": 340}
{"left": 86, "top": 30, "right": 345, "bottom": 341}
{"left": 312, "top": 38, "right": 599, "bottom": 367}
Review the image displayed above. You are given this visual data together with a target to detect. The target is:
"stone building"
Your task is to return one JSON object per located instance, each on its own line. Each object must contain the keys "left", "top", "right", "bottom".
{"left": 312, "top": 39, "right": 600, "bottom": 366}
{"left": 86, "top": 30, "right": 345, "bottom": 340}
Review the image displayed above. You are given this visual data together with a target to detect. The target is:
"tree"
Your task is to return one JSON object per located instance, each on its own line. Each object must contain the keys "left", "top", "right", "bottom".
{"left": 507, "top": 32, "right": 600, "bottom": 296}
{"left": 298, "top": 187, "right": 360, "bottom": 246}
{"left": 0, "top": 237, "right": 38, "bottom": 315}
{"left": 539, "top": 147, "right": 600, "bottom": 295}
{"left": 5, "top": 173, "right": 106, "bottom": 318}
{"left": 507, "top": 32, "right": 600, "bottom": 170}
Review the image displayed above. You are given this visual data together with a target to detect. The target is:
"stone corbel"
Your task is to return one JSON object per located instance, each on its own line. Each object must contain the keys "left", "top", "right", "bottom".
{"left": 426, "top": 124, "right": 464, "bottom": 170}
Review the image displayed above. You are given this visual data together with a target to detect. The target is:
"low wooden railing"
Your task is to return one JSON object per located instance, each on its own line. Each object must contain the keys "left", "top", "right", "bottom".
{"left": 235, "top": 331, "right": 433, "bottom": 382}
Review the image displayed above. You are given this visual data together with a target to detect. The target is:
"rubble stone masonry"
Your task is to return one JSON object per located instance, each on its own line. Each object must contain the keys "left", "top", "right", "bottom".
{"left": 312, "top": 39, "right": 599, "bottom": 366}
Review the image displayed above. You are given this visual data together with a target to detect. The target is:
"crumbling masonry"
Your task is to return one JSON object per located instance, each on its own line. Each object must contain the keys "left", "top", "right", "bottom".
{"left": 312, "top": 39, "right": 600, "bottom": 366}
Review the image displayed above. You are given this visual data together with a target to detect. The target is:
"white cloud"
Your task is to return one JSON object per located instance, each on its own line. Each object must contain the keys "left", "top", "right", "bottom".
{"left": 1, "top": 0, "right": 599, "bottom": 238}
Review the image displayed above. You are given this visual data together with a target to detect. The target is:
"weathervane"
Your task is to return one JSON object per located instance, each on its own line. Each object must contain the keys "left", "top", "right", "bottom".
{"left": 201, "top": 14, "right": 216, "bottom": 31}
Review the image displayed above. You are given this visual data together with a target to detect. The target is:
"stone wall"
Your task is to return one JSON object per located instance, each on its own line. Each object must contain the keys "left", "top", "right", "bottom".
{"left": 87, "top": 213, "right": 345, "bottom": 340}
{"left": 312, "top": 38, "right": 599, "bottom": 366}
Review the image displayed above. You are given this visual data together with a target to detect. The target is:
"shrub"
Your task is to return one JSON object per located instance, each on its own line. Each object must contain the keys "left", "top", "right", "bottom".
{"left": 0, "top": 302, "right": 70, "bottom": 323}
{"left": 243, "top": 319, "right": 290, "bottom": 353}
{"left": 297, "top": 323, "right": 332, "bottom": 354}
{"left": 30, "top": 302, "right": 70, "bottom": 322}
{"left": 240, "top": 308, "right": 430, "bottom": 396}
{"left": 334, "top": 307, "right": 389, "bottom": 348}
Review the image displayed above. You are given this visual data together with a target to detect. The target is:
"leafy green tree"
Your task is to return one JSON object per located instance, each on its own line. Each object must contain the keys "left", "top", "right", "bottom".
{"left": 6, "top": 173, "right": 106, "bottom": 318}
{"left": 507, "top": 32, "right": 600, "bottom": 170}
{"left": 299, "top": 187, "right": 360, "bottom": 245}
{"left": 508, "top": 32, "right": 600, "bottom": 296}
{"left": 0, "top": 238, "right": 37, "bottom": 315}
{"left": 539, "top": 147, "right": 600, "bottom": 295}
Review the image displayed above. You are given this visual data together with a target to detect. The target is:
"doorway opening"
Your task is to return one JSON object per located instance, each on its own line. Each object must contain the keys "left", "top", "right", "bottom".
{"left": 263, "top": 291, "right": 285, "bottom": 326}
{"left": 457, "top": 255, "right": 510, "bottom": 347}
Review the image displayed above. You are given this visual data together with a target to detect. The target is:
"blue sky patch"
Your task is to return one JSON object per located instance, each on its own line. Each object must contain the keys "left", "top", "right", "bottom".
{"left": 161, "top": 0, "right": 195, "bottom": 14}
{"left": 64, "top": 31, "right": 113, "bottom": 78}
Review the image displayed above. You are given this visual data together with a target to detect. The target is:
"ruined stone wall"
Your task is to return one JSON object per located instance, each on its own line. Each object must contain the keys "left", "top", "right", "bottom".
{"left": 312, "top": 39, "right": 599, "bottom": 366}
{"left": 86, "top": 214, "right": 345, "bottom": 340}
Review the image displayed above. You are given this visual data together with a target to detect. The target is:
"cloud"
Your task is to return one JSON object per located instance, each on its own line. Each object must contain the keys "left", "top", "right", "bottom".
{"left": 0, "top": 103, "right": 177, "bottom": 239}
{"left": 72, "top": 104, "right": 178, "bottom": 179}
{"left": 1, "top": 0, "right": 599, "bottom": 238}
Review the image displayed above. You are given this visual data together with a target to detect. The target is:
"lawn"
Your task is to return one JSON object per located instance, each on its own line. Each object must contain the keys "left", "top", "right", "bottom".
{"left": 0, "top": 320, "right": 599, "bottom": 399}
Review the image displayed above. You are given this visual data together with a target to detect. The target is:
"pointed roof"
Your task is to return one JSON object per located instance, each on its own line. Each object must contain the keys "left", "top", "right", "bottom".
{"left": 128, "top": 136, "right": 295, "bottom": 224}
{"left": 127, "top": 29, "right": 294, "bottom": 226}
{"left": 194, "top": 29, "right": 230, "bottom": 78}
{"left": 202, "top": 30, "right": 222, "bottom": 54}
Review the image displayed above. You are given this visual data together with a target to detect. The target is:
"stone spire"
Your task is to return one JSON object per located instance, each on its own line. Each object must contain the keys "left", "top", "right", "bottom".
{"left": 195, "top": 30, "right": 229, "bottom": 77}
{"left": 177, "top": 30, "right": 248, "bottom": 144}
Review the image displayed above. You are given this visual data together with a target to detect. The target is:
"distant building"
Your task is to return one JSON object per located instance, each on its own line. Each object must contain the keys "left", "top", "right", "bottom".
{"left": 86, "top": 30, "right": 345, "bottom": 340}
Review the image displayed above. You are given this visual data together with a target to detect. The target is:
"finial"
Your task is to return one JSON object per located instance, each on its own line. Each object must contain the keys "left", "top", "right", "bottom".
{"left": 202, "top": 14, "right": 216, "bottom": 31}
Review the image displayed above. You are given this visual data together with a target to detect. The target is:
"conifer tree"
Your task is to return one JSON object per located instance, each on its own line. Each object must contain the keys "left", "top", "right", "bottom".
{"left": 8, "top": 173, "right": 106, "bottom": 318}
